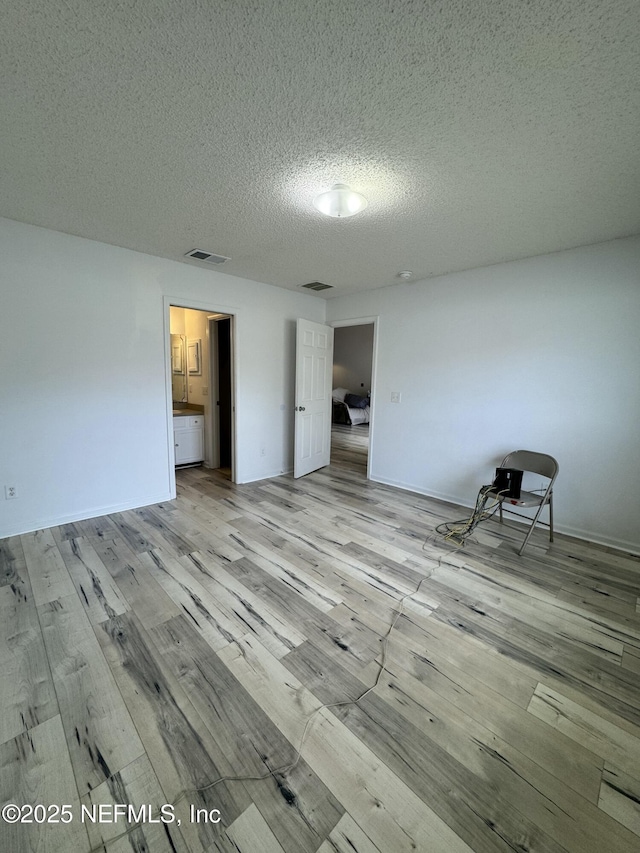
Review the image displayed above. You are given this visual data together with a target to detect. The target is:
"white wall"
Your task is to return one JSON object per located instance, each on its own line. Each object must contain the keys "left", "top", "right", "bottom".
{"left": 327, "top": 237, "right": 640, "bottom": 553}
{"left": 333, "top": 324, "right": 374, "bottom": 394}
{"left": 3, "top": 217, "right": 638, "bottom": 552}
{"left": 0, "top": 218, "right": 324, "bottom": 538}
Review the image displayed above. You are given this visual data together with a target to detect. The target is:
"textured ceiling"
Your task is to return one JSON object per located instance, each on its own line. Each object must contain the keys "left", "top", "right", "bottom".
{"left": 1, "top": 0, "right": 639, "bottom": 297}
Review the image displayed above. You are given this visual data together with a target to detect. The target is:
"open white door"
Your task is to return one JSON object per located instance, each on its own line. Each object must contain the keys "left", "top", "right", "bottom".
{"left": 294, "top": 318, "right": 334, "bottom": 478}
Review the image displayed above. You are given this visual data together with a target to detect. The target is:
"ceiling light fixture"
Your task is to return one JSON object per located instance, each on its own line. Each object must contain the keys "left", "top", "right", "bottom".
{"left": 313, "top": 184, "right": 368, "bottom": 218}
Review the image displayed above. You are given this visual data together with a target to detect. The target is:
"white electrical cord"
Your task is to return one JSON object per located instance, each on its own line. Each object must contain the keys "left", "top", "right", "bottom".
{"left": 434, "top": 485, "right": 507, "bottom": 546}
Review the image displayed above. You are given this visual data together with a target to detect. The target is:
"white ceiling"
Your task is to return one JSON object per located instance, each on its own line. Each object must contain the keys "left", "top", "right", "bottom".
{"left": 2, "top": 0, "right": 639, "bottom": 298}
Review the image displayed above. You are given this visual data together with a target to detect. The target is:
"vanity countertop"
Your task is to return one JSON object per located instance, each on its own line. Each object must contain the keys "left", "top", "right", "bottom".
{"left": 173, "top": 409, "right": 202, "bottom": 417}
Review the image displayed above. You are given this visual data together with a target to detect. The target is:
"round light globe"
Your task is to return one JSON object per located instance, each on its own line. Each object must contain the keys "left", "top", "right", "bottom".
{"left": 313, "top": 184, "right": 368, "bottom": 218}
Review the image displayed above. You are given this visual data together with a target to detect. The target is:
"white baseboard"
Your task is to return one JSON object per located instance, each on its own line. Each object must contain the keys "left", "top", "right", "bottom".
{"left": 0, "top": 492, "right": 173, "bottom": 539}
{"left": 370, "top": 474, "right": 640, "bottom": 558}
{"left": 237, "top": 467, "right": 293, "bottom": 485}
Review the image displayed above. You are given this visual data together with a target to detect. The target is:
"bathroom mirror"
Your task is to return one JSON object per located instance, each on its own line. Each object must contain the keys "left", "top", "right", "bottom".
{"left": 170, "top": 334, "right": 187, "bottom": 403}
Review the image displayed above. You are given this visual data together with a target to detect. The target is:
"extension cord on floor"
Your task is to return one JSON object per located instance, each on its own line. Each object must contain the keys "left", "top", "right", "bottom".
{"left": 87, "top": 543, "right": 465, "bottom": 853}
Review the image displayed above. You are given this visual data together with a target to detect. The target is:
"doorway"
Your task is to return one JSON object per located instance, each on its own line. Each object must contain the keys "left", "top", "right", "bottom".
{"left": 330, "top": 319, "right": 377, "bottom": 478}
{"left": 166, "top": 299, "right": 236, "bottom": 491}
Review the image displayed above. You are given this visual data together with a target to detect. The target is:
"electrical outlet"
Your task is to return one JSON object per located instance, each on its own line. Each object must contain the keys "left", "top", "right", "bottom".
{"left": 390, "top": 391, "right": 402, "bottom": 403}
{"left": 5, "top": 485, "right": 17, "bottom": 500}
{"left": 260, "top": 447, "right": 266, "bottom": 457}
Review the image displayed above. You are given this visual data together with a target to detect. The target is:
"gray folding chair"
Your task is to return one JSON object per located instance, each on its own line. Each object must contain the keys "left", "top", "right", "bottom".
{"left": 489, "top": 450, "right": 558, "bottom": 555}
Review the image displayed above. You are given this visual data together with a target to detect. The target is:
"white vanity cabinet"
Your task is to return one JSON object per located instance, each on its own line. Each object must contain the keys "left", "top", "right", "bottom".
{"left": 173, "top": 415, "right": 204, "bottom": 466}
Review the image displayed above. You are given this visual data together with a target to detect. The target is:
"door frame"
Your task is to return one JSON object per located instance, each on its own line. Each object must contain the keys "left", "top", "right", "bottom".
{"left": 163, "top": 296, "right": 238, "bottom": 495}
{"left": 330, "top": 315, "right": 379, "bottom": 480}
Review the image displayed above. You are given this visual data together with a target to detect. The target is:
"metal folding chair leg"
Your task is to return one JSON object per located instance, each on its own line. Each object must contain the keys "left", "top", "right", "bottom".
{"left": 518, "top": 499, "right": 553, "bottom": 555}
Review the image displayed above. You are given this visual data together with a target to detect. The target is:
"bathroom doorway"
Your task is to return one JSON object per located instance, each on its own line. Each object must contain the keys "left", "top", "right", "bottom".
{"left": 167, "top": 300, "right": 236, "bottom": 487}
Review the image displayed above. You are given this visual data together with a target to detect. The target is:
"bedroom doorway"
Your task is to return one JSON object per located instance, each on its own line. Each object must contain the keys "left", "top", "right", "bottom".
{"left": 330, "top": 319, "right": 377, "bottom": 478}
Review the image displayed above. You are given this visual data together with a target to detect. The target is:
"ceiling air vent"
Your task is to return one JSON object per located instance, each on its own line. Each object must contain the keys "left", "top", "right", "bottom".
{"left": 185, "top": 249, "right": 230, "bottom": 265}
{"left": 300, "top": 281, "right": 333, "bottom": 291}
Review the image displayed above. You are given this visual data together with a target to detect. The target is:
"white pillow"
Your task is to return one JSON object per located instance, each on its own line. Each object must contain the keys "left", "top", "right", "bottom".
{"left": 332, "top": 387, "right": 349, "bottom": 402}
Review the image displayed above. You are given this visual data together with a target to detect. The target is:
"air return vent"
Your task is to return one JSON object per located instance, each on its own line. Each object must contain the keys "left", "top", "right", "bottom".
{"left": 300, "top": 281, "right": 333, "bottom": 291}
{"left": 185, "top": 249, "right": 230, "bottom": 265}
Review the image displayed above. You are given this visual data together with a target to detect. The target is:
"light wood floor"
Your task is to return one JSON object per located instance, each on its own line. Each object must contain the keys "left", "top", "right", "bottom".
{"left": 2, "top": 426, "right": 640, "bottom": 852}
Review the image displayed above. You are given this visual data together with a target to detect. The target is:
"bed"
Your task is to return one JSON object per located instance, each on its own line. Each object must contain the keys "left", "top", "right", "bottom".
{"left": 332, "top": 387, "right": 370, "bottom": 425}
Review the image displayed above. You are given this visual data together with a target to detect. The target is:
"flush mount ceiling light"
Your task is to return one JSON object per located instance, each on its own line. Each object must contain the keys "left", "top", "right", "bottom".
{"left": 313, "top": 183, "right": 368, "bottom": 218}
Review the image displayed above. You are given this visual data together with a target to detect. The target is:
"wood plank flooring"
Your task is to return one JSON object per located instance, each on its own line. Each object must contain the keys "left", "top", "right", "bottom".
{"left": 2, "top": 424, "right": 640, "bottom": 852}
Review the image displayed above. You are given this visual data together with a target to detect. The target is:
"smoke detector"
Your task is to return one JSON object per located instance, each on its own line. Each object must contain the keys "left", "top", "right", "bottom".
{"left": 397, "top": 270, "right": 413, "bottom": 280}
{"left": 185, "top": 249, "right": 230, "bottom": 265}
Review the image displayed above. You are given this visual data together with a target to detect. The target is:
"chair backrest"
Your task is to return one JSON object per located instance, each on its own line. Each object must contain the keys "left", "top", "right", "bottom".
{"left": 501, "top": 450, "right": 558, "bottom": 482}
